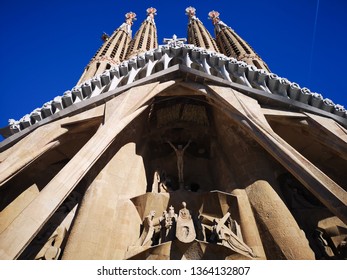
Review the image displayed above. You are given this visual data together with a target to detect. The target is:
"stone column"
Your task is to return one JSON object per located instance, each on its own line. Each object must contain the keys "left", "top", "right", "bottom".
{"left": 231, "top": 189, "right": 266, "bottom": 259}
{"left": 246, "top": 180, "right": 315, "bottom": 259}
{"left": 62, "top": 142, "right": 147, "bottom": 259}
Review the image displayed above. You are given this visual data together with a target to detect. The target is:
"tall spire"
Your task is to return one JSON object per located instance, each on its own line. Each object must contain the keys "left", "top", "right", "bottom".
{"left": 125, "top": 7, "right": 158, "bottom": 59}
{"left": 186, "top": 7, "right": 219, "bottom": 52}
{"left": 77, "top": 12, "right": 136, "bottom": 85}
{"left": 208, "top": 11, "right": 270, "bottom": 72}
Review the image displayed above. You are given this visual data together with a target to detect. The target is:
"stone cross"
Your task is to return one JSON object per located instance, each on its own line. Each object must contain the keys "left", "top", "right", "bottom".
{"left": 163, "top": 34, "right": 187, "bottom": 47}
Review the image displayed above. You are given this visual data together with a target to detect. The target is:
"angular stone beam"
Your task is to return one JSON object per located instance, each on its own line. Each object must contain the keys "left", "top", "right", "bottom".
{"left": 0, "top": 81, "right": 174, "bottom": 259}
{"left": 0, "top": 128, "right": 67, "bottom": 187}
{"left": 305, "top": 113, "right": 347, "bottom": 143}
{"left": 261, "top": 108, "right": 307, "bottom": 118}
{"left": 206, "top": 84, "right": 347, "bottom": 224}
{"left": 0, "top": 105, "right": 105, "bottom": 188}
{"left": 262, "top": 109, "right": 347, "bottom": 161}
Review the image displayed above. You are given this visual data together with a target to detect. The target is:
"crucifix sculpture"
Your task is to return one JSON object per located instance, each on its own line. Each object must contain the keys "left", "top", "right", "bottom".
{"left": 167, "top": 140, "right": 191, "bottom": 188}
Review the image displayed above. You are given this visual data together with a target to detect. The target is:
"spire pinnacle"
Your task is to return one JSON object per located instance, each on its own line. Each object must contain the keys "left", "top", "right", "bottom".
{"left": 146, "top": 7, "right": 157, "bottom": 23}
{"left": 125, "top": 12, "right": 137, "bottom": 26}
{"left": 125, "top": 7, "right": 158, "bottom": 59}
{"left": 185, "top": 6, "right": 196, "bottom": 20}
{"left": 208, "top": 10, "right": 221, "bottom": 25}
{"left": 209, "top": 11, "right": 270, "bottom": 72}
{"left": 186, "top": 7, "right": 219, "bottom": 52}
{"left": 76, "top": 11, "right": 135, "bottom": 85}
{"left": 120, "top": 12, "right": 137, "bottom": 35}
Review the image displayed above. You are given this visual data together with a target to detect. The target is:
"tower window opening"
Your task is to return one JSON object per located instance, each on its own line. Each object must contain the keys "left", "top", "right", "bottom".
{"left": 227, "top": 35, "right": 240, "bottom": 57}
{"left": 252, "top": 60, "right": 262, "bottom": 69}
{"left": 101, "top": 41, "right": 111, "bottom": 56}
{"left": 234, "top": 34, "right": 251, "bottom": 55}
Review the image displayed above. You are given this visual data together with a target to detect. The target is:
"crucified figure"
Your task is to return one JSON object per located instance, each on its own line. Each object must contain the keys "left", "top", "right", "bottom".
{"left": 167, "top": 140, "right": 191, "bottom": 188}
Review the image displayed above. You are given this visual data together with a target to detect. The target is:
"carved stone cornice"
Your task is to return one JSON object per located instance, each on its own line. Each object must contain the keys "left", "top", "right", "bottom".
{"left": 2, "top": 42, "right": 346, "bottom": 138}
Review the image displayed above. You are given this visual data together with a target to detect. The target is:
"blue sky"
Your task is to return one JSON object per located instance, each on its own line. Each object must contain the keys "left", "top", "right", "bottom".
{"left": 1, "top": 0, "right": 346, "bottom": 137}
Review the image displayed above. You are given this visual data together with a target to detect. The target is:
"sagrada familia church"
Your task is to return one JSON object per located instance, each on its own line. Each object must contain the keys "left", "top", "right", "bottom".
{"left": 0, "top": 7, "right": 346, "bottom": 260}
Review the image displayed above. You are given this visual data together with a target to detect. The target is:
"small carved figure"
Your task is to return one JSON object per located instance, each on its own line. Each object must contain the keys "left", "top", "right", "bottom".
{"left": 167, "top": 140, "right": 191, "bottom": 188}
{"left": 159, "top": 210, "right": 173, "bottom": 243}
{"left": 227, "top": 216, "right": 243, "bottom": 241}
{"left": 167, "top": 206, "right": 178, "bottom": 241}
{"left": 151, "top": 170, "right": 161, "bottom": 193}
{"left": 212, "top": 212, "right": 256, "bottom": 258}
{"left": 176, "top": 202, "right": 196, "bottom": 243}
{"left": 313, "top": 229, "right": 334, "bottom": 259}
{"left": 193, "top": 214, "right": 206, "bottom": 241}
{"left": 168, "top": 205, "right": 178, "bottom": 221}
{"left": 179, "top": 202, "right": 191, "bottom": 220}
{"left": 138, "top": 210, "right": 157, "bottom": 247}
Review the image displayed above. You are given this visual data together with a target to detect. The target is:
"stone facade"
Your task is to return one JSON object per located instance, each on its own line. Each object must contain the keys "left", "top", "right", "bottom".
{"left": 0, "top": 7, "right": 346, "bottom": 260}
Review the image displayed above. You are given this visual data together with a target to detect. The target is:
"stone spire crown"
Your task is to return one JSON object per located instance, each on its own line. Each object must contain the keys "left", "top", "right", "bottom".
{"left": 76, "top": 11, "right": 135, "bottom": 85}
{"left": 185, "top": 7, "right": 219, "bottom": 52}
{"left": 146, "top": 7, "right": 157, "bottom": 24}
{"left": 208, "top": 10, "right": 228, "bottom": 32}
{"left": 185, "top": 6, "right": 197, "bottom": 21}
{"left": 208, "top": 10, "right": 270, "bottom": 72}
{"left": 208, "top": 10, "right": 220, "bottom": 25}
{"left": 125, "top": 7, "right": 159, "bottom": 59}
{"left": 122, "top": 12, "right": 137, "bottom": 35}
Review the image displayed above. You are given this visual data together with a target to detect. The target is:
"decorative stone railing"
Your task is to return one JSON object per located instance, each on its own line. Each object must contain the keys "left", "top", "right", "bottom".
{"left": 6, "top": 43, "right": 346, "bottom": 135}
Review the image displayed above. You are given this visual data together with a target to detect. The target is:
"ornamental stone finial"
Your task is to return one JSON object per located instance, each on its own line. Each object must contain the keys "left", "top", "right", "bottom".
{"left": 185, "top": 6, "right": 196, "bottom": 18}
{"left": 208, "top": 10, "right": 221, "bottom": 25}
{"left": 146, "top": 7, "right": 157, "bottom": 20}
{"left": 125, "top": 12, "right": 137, "bottom": 25}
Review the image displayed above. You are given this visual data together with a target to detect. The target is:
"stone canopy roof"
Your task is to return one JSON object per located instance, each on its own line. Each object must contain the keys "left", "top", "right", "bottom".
{"left": 1, "top": 40, "right": 346, "bottom": 146}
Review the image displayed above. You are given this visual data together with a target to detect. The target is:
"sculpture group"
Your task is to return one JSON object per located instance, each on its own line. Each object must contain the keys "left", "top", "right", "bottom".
{"left": 135, "top": 201, "right": 255, "bottom": 259}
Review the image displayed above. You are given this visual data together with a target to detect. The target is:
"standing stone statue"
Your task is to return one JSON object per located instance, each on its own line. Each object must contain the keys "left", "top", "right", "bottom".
{"left": 176, "top": 202, "right": 196, "bottom": 243}
{"left": 159, "top": 211, "right": 167, "bottom": 242}
{"left": 159, "top": 210, "right": 173, "bottom": 243}
{"left": 138, "top": 210, "right": 157, "bottom": 247}
{"left": 167, "top": 206, "right": 178, "bottom": 241}
{"left": 167, "top": 140, "right": 191, "bottom": 188}
{"left": 151, "top": 170, "right": 161, "bottom": 193}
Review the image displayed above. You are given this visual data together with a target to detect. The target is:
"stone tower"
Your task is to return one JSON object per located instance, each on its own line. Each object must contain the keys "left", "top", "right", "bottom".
{"left": 0, "top": 6, "right": 346, "bottom": 261}
{"left": 77, "top": 12, "right": 136, "bottom": 85}
{"left": 126, "top": 7, "right": 158, "bottom": 59}
{"left": 208, "top": 10, "right": 270, "bottom": 72}
{"left": 186, "top": 7, "right": 219, "bottom": 52}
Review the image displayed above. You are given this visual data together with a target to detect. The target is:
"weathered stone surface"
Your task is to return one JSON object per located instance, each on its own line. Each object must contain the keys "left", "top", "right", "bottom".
{"left": 61, "top": 142, "right": 147, "bottom": 259}
{"left": 0, "top": 67, "right": 346, "bottom": 261}
{"left": 0, "top": 103, "right": 146, "bottom": 259}
{"left": 206, "top": 84, "right": 347, "bottom": 225}
{"left": 246, "top": 180, "right": 315, "bottom": 259}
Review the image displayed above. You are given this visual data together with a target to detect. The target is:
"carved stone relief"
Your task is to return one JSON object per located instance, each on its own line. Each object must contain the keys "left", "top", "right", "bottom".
{"left": 128, "top": 190, "right": 257, "bottom": 260}
{"left": 19, "top": 192, "right": 80, "bottom": 260}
